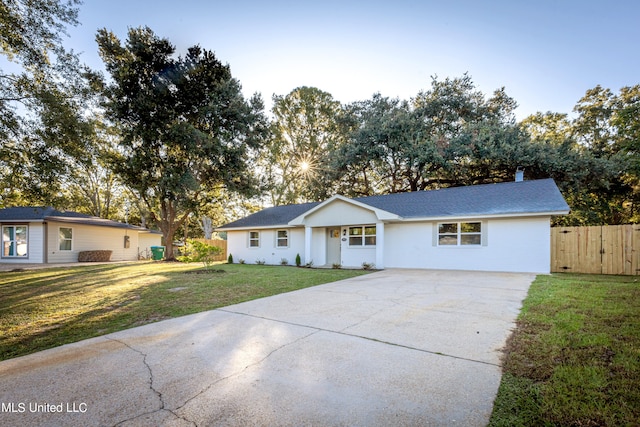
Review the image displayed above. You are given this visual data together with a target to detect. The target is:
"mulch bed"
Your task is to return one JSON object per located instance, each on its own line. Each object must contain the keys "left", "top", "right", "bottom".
{"left": 78, "top": 250, "right": 112, "bottom": 262}
{"left": 183, "top": 269, "right": 226, "bottom": 274}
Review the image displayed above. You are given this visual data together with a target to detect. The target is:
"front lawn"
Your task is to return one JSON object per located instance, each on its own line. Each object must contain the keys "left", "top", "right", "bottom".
{"left": 0, "top": 262, "right": 369, "bottom": 361}
{"left": 490, "top": 273, "right": 640, "bottom": 426}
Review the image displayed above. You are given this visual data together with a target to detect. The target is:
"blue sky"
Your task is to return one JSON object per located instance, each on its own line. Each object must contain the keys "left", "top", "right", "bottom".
{"left": 64, "top": 0, "right": 638, "bottom": 119}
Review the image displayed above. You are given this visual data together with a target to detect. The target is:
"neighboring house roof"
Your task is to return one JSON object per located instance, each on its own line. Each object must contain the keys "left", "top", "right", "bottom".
{"left": 219, "top": 179, "right": 569, "bottom": 230}
{"left": 0, "top": 207, "right": 153, "bottom": 232}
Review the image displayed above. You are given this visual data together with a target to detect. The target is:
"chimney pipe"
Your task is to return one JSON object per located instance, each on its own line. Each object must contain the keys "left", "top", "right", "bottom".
{"left": 515, "top": 166, "right": 524, "bottom": 182}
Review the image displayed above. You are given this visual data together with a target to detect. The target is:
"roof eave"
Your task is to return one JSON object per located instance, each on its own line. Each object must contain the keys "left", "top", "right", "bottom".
{"left": 216, "top": 224, "right": 300, "bottom": 232}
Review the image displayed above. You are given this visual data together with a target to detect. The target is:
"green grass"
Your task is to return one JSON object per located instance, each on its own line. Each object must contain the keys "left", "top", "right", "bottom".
{"left": 0, "top": 262, "right": 369, "bottom": 361}
{"left": 489, "top": 273, "right": 640, "bottom": 426}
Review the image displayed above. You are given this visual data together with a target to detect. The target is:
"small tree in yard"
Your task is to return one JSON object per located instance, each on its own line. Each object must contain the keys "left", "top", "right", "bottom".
{"left": 96, "top": 27, "right": 268, "bottom": 260}
{"left": 178, "top": 239, "right": 222, "bottom": 270}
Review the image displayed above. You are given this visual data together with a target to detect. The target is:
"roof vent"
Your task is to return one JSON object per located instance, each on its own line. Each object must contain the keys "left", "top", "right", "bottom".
{"left": 515, "top": 166, "right": 524, "bottom": 182}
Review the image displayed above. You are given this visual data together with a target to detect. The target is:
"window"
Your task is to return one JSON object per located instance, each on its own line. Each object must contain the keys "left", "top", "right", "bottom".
{"left": 59, "top": 227, "right": 73, "bottom": 251}
{"left": 2, "top": 225, "right": 28, "bottom": 257}
{"left": 249, "top": 231, "right": 260, "bottom": 247}
{"left": 348, "top": 225, "right": 376, "bottom": 247}
{"left": 276, "top": 230, "right": 288, "bottom": 248}
{"left": 438, "top": 222, "right": 482, "bottom": 246}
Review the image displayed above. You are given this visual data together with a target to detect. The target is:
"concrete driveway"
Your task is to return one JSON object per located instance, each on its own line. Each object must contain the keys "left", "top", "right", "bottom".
{"left": 0, "top": 269, "right": 535, "bottom": 426}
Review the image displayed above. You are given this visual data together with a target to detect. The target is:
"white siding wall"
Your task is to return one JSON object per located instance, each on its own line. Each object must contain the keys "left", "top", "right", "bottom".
{"left": 0, "top": 222, "right": 45, "bottom": 264}
{"left": 138, "top": 233, "right": 163, "bottom": 259}
{"left": 46, "top": 222, "right": 141, "bottom": 262}
{"left": 226, "top": 228, "right": 305, "bottom": 265}
{"left": 384, "top": 217, "right": 552, "bottom": 273}
{"left": 29, "top": 223, "right": 45, "bottom": 263}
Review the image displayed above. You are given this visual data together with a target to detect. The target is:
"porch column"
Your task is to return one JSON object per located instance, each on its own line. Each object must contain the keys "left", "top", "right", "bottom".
{"left": 304, "top": 226, "right": 312, "bottom": 265}
{"left": 375, "top": 221, "right": 384, "bottom": 269}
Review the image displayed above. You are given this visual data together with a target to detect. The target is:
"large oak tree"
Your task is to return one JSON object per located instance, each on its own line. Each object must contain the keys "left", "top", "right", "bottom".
{"left": 0, "top": 0, "right": 87, "bottom": 206}
{"left": 97, "top": 27, "right": 268, "bottom": 259}
{"left": 262, "top": 86, "right": 342, "bottom": 205}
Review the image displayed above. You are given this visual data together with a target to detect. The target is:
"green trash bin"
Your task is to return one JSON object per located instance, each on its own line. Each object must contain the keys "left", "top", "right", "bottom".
{"left": 150, "top": 246, "right": 165, "bottom": 260}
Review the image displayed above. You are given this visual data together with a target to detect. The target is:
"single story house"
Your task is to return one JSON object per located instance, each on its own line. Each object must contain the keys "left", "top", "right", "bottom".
{"left": 0, "top": 207, "right": 162, "bottom": 264}
{"left": 218, "top": 179, "right": 570, "bottom": 273}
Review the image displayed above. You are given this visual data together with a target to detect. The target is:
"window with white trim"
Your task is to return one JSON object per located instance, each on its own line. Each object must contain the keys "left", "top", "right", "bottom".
{"left": 59, "top": 227, "right": 73, "bottom": 251}
{"left": 2, "top": 225, "right": 28, "bottom": 257}
{"left": 276, "top": 230, "right": 289, "bottom": 248}
{"left": 438, "top": 222, "right": 481, "bottom": 246}
{"left": 348, "top": 225, "right": 376, "bottom": 247}
{"left": 249, "top": 231, "right": 260, "bottom": 247}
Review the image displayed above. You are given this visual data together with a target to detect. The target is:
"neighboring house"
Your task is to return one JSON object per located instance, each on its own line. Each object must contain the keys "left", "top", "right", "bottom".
{"left": 218, "top": 179, "right": 570, "bottom": 274}
{"left": 0, "top": 207, "right": 162, "bottom": 264}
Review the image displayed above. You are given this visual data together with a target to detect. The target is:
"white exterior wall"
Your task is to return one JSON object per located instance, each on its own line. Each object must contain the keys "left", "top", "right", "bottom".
{"left": 138, "top": 233, "right": 163, "bottom": 259}
{"left": 303, "top": 200, "right": 378, "bottom": 226}
{"left": 0, "top": 222, "right": 45, "bottom": 264}
{"left": 226, "top": 228, "right": 305, "bottom": 265}
{"left": 46, "top": 222, "right": 141, "bottom": 262}
{"left": 225, "top": 215, "right": 552, "bottom": 273}
{"left": 384, "top": 216, "right": 552, "bottom": 273}
{"left": 301, "top": 202, "right": 380, "bottom": 268}
{"left": 333, "top": 226, "right": 375, "bottom": 268}
{"left": 309, "top": 227, "right": 327, "bottom": 266}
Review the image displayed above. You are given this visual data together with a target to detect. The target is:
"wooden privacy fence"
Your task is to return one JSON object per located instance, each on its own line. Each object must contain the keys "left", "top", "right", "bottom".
{"left": 192, "top": 238, "right": 227, "bottom": 261}
{"left": 551, "top": 225, "right": 640, "bottom": 275}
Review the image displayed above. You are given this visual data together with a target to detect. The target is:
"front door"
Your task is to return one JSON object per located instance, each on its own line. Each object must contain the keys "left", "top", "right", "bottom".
{"left": 327, "top": 228, "right": 341, "bottom": 266}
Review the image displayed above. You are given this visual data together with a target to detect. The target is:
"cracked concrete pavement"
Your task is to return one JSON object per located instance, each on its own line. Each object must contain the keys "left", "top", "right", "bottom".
{"left": 0, "top": 269, "right": 535, "bottom": 426}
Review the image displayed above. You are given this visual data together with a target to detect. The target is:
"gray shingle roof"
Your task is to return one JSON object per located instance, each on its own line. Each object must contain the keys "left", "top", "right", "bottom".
{"left": 354, "top": 178, "right": 569, "bottom": 218}
{"left": 0, "top": 207, "right": 151, "bottom": 231}
{"left": 219, "top": 202, "right": 321, "bottom": 229}
{"left": 219, "top": 179, "right": 569, "bottom": 229}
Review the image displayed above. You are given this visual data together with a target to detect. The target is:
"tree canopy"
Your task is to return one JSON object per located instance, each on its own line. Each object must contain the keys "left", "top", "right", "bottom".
{"left": 262, "top": 86, "right": 342, "bottom": 205}
{"left": 96, "top": 26, "right": 268, "bottom": 258}
{"left": 0, "top": 0, "right": 98, "bottom": 207}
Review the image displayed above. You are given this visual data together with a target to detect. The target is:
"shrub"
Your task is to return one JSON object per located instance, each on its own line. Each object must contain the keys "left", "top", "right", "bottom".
{"left": 362, "top": 262, "right": 375, "bottom": 270}
{"left": 178, "top": 239, "right": 222, "bottom": 270}
{"left": 239, "top": 259, "right": 245, "bottom": 264}
{"left": 228, "top": 253, "right": 233, "bottom": 264}
{"left": 280, "top": 258, "right": 289, "bottom": 266}
{"left": 295, "top": 253, "right": 301, "bottom": 267}
{"left": 332, "top": 262, "right": 342, "bottom": 269}
{"left": 255, "top": 259, "right": 266, "bottom": 265}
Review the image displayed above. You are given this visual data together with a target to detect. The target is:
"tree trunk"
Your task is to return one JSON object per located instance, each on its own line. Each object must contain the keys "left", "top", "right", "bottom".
{"left": 159, "top": 199, "right": 191, "bottom": 261}
{"left": 164, "top": 227, "right": 176, "bottom": 261}
{"left": 201, "top": 216, "right": 213, "bottom": 239}
{"left": 160, "top": 199, "right": 177, "bottom": 261}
